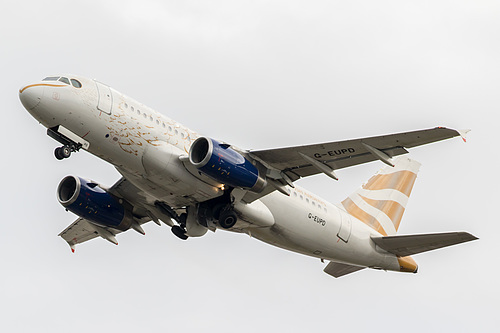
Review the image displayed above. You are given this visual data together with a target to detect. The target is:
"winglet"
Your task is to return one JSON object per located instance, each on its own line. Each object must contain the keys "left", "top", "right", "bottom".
{"left": 457, "top": 129, "right": 471, "bottom": 143}
{"left": 69, "top": 243, "right": 75, "bottom": 253}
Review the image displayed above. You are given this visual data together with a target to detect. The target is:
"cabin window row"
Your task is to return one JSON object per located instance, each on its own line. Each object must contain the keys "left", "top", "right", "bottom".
{"left": 122, "top": 103, "right": 190, "bottom": 140}
{"left": 292, "top": 191, "right": 327, "bottom": 212}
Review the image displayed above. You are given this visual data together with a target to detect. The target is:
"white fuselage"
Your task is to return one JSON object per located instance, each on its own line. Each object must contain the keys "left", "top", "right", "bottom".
{"left": 20, "top": 75, "right": 403, "bottom": 272}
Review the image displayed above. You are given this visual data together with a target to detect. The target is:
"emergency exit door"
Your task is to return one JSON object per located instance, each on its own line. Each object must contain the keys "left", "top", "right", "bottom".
{"left": 95, "top": 81, "right": 113, "bottom": 114}
{"left": 337, "top": 212, "right": 352, "bottom": 243}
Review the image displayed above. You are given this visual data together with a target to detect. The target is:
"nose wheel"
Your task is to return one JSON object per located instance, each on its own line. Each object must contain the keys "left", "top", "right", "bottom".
{"left": 55, "top": 146, "right": 72, "bottom": 160}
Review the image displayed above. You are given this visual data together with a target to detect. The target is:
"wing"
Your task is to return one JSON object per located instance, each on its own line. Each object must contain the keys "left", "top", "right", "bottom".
{"left": 58, "top": 177, "right": 165, "bottom": 251}
{"left": 250, "top": 127, "right": 466, "bottom": 182}
{"left": 59, "top": 218, "right": 119, "bottom": 252}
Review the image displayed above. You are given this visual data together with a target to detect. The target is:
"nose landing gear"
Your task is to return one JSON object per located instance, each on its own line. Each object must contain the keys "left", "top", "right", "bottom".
{"left": 54, "top": 145, "right": 74, "bottom": 160}
{"left": 47, "top": 126, "right": 84, "bottom": 160}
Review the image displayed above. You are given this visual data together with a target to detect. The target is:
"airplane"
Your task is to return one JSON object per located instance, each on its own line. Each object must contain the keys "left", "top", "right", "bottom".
{"left": 19, "top": 74, "right": 477, "bottom": 278}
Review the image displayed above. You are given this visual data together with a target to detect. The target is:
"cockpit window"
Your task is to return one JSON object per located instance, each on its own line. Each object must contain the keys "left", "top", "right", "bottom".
{"left": 43, "top": 76, "right": 60, "bottom": 81}
{"left": 71, "top": 79, "right": 82, "bottom": 88}
{"left": 58, "top": 77, "right": 70, "bottom": 85}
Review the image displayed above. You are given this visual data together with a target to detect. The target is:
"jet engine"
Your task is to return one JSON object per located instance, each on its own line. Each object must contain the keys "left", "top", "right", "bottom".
{"left": 189, "top": 137, "right": 266, "bottom": 192}
{"left": 57, "top": 176, "right": 136, "bottom": 231}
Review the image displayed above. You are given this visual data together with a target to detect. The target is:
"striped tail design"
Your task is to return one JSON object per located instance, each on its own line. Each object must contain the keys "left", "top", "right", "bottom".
{"left": 341, "top": 157, "right": 421, "bottom": 236}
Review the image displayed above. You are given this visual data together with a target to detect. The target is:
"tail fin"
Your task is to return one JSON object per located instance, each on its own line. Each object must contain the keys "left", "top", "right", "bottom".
{"left": 341, "top": 156, "right": 421, "bottom": 236}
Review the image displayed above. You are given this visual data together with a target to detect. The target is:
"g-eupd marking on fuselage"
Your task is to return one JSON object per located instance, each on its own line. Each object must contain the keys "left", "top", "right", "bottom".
{"left": 19, "top": 74, "right": 477, "bottom": 278}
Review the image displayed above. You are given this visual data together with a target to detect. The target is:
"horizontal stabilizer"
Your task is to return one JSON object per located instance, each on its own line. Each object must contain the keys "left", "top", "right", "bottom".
{"left": 371, "top": 232, "right": 478, "bottom": 257}
{"left": 323, "top": 261, "right": 365, "bottom": 278}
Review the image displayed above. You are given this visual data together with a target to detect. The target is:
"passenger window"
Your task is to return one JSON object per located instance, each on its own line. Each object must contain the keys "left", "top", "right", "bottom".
{"left": 58, "top": 77, "right": 70, "bottom": 85}
{"left": 43, "top": 76, "right": 59, "bottom": 81}
{"left": 70, "top": 79, "right": 82, "bottom": 88}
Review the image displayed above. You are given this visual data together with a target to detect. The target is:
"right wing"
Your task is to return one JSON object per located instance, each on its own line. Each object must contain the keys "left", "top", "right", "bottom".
{"left": 58, "top": 177, "right": 168, "bottom": 251}
{"left": 59, "top": 218, "right": 119, "bottom": 252}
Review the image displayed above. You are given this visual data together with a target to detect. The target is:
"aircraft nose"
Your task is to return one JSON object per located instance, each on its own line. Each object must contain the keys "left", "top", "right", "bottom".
{"left": 19, "top": 84, "right": 45, "bottom": 110}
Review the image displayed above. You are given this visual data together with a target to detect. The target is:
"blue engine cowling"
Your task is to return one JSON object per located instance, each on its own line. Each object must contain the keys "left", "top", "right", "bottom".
{"left": 189, "top": 137, "right": 266, "bottom": 191}
{"left": 57, "top": 176, "right": 132, "bottom": 230}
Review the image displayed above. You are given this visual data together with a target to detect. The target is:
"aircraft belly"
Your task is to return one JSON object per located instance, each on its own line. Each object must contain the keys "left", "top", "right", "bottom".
{"left": 253, "top": 192, "right": 394, "bottom": 268}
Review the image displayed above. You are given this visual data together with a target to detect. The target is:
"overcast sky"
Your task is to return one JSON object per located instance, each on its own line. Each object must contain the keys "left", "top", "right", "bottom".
{"left": 1, "top": 1, "right": 498, "bottom": 332}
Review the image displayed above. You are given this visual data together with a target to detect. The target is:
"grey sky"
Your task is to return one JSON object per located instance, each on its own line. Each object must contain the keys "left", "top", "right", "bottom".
{"left": 1, "top": 1, "right": 498, "bottom": 332}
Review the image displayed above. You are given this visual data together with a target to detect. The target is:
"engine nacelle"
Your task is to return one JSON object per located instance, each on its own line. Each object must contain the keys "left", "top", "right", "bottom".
{"left": 57, "top": 176, "right": 134, "bottom": 231}
{"left": 189, "top": 137, "right": 266, "bottom": 192}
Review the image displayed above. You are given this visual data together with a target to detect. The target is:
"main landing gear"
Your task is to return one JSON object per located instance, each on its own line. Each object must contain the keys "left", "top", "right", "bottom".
{"left": 217, "top": 207, "right": 238, "bottom": 229}
{"left": 171, "top": 225, "right": 188, "bottom": 240}
{"left": 155, "top": 201, "right": 189, "bottom": 241}
{"left": 171, "top": 212, "right": 189, "bottom": 240}
{"left": 155, "top": 197, "right": 240, "bottom": 241}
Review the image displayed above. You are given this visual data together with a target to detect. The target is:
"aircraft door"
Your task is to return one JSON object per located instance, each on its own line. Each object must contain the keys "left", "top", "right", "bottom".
{"left": 95, "top": 81, "right": 113, "bottom": 114}
{"left": 337, "top": 211, "right": 352, "bottom": 243}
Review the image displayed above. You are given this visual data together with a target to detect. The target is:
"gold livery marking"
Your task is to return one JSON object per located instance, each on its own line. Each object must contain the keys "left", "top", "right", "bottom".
{"left": 342, "top": 197, "right": 387, "bottom": 236}
{"left": 363, "top": 170, "right": 417, "bottom": 197}
{"left": 359, "top": 196, "right": 406, "bottom": 231}
{"left": 19, "top": 83, "right": 66, "bottom": 93}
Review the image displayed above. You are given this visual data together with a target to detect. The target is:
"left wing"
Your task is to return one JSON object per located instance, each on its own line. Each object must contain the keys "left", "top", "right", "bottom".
{"left": 250, "top": 127, "right": 466, "bottom": 182}
{"left": 237, "top": 127, "right": 466, "bottom": 203}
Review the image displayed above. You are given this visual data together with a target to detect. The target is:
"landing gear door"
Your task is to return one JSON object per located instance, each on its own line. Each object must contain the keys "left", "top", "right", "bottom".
{"left": 95, "top": 81, "right": 113, "bottom": 114}
{"left": 337, "top": 212, "right": 352, "bottom": 243}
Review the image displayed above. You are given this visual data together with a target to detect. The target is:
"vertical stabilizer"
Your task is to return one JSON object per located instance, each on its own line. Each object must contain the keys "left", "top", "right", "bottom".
{"left": 341, "top": 157, "right": 421, "bottom": 235}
